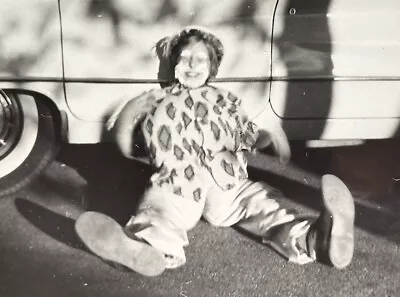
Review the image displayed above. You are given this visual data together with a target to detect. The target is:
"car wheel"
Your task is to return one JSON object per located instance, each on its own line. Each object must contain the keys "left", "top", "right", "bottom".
{"left": 0, "top": 90, "right": 60, "bottom": 197}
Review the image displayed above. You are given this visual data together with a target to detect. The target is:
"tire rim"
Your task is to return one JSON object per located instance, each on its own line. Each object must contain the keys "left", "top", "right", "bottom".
{"left": 0, "top": 92, "right": 38, "bottom": 179}
{"left": 0, "top": 90, "right": 23, "bottom": 161}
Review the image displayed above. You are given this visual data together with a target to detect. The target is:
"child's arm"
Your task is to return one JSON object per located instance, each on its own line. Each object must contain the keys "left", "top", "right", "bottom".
{"left": 227, "top": 90, "right": 291, "bottom": 165}
{"left": 224, "top": 91, "right": 259, "bottom": 152}
{"left": 255, "top": 123, "right": 291, "bottom": 165}
{"left": 107, "top": 89, "right": 162, "bottom": 159}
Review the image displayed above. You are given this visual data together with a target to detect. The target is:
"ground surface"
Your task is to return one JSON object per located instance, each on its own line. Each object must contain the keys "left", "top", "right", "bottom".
{"left": 1, "top": 142, "right": 400, "bottom": 297}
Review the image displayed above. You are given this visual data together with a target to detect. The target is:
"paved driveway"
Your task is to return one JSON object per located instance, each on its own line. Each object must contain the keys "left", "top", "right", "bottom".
{"left": 1, "top": 143, "right": 400, "bottom": 297}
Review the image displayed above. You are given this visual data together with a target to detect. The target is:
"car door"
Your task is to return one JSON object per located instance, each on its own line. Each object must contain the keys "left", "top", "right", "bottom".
{"left": 270, "top": 0, "right": 400, "bottom": 140}
{"left": 0, "top": 0, "right": 64, "bottom": 196}
{"left": 59, "top": 0, "right": 277, "bottom": 143}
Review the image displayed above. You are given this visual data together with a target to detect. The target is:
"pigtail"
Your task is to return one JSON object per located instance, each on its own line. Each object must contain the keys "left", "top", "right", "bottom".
{"left": 154, "top": 36, "right": 176, "bottom": 87}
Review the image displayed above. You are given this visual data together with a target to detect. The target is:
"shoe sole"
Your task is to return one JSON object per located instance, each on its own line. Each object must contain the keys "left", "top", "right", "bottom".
{"left": 75, "top": 211, "right": 166, "bottom": 277}
{"left": 321, "top": 174, "right": 355, "bottom": 269}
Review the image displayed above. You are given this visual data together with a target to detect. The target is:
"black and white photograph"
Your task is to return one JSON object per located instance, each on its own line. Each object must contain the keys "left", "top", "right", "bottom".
{"left": 1, "top": 0, "right": 400, "bottom": 296}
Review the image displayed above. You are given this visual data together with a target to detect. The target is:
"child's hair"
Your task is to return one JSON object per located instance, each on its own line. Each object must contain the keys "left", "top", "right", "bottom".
{"left": 156, "top": 27, "right": 224, "bottom": 82}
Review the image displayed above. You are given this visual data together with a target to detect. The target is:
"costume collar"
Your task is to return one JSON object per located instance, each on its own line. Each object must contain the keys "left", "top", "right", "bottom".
{"left": 168, "top": 82, "right": 211, "bottom": 94}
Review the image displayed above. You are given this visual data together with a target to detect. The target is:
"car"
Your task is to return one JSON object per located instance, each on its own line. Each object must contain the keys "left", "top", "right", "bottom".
{"left": 1, "top": 0, "right": 400, "bottom": 196}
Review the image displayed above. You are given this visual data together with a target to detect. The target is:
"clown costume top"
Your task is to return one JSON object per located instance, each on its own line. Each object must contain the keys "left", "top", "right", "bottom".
{"left": 139, "top": 82, "right": 259, "bottom": 202}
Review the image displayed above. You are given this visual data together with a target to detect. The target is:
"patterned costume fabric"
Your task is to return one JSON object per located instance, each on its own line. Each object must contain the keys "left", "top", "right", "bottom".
{"left": 140, "top": 83, "right": 259, "bottom": 202}
{"left": 114, "top": 82, "right": 323, "bottom": 268}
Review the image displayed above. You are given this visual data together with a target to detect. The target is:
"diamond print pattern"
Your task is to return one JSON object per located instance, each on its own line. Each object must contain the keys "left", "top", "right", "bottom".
{"left": 184, "top": 165, "right": 194, "bottom": 181}
{"left": 149, "top": 142, "right": 157, "bottom": 159}
{"left": 194, "top": 120, "right": 202, "bottom": 133}
{"left": 221, "top": 159, "right": 235, "bottom": 176}
{"left": 206, "top": 149, "right": 214, "bottom": 161}
{"left": 234, "top": 132, "right": 240, "bottom": 151}
{"left": 193, "top": 188, "right": 202, "bottom": 202}
{"left": 227, "top": 92, "right": 238, "bottom": 103}
{"left": 192, "top": 140, "right": 201, "bottom": 154}
{"left": 182, "top": 112, "right": 192, "bottom": 128}
{"left": 142, "top": 87, "right": 252, "bottom": 198}
{"left": 195, "top": 102, "right": 208, "bottom": 120}
{"left": 182, "top": 138, "right": 192, "bottom": 153}
{"left": 158, "top": 125, "right": 172, "bottom": 151}
{"left": 218, "top": 117, "right": 228, "bottom": 135}
{"left": 228, "top": 104, "right": 237, "bottom": 115}
{"left": 213, "top": 105, "right": 221, "bottom": 115}
{"left": 226, "top": 184, "right": 235, "bottom": 190}
{"left": 174, "top": 145, "right": 184, "bottom": 160}
{"left": 198, "top": 147, "right": 206, "bottom": 165}
{"left": 146, "top": 119, "right": 153, "bottom": 135}
{"left": 234, "top": 116, "right": 242, "bottom": 130}
{"left": 174, "top": 90, "right": 183, "bottom": 97}
{"left": 169, "top": 169, "right": 177, "bottom": 183}
{"left": 173, "top": 187, "right": 183, "bottom": 196}
{"left": 210, "top": 121, "right": 221, "bottom": 141}
{"left": 166, "top": 102, "right": 176, "bottom": 120}
{"left": 176, "top": 123, "right": 183, "bottom": 134}
{"left": 216, "top": 94, "right": 226, "bottom": 107}
{"left": 159, "top": 164, "right": 168, "bottom": 176}
{"left": 185, "top": 96, "right": 194, "bottom": 109}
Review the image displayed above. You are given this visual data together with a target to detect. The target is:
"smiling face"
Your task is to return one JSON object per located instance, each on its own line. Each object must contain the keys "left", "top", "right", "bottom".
{"left": 174, "top": 37, "right": 211, "bottom": 89}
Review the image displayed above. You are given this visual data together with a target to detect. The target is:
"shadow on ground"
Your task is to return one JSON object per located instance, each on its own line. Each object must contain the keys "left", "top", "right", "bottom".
{"left": 18, "top": 141, "right": 400, "bottom": 249}
{"left": 56, "top": 143, "right": 152, "bottom": 225}
{"left": 14, "top": 198, "right": 84, "bottom": 250}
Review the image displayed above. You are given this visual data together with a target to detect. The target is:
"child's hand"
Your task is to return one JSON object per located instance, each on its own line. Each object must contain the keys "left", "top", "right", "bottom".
{"left": 255, "top": 125, "right": 291, "bottom": 165}
{"left": 111, "top": 92, "right": 155, "bottom": 159}
{"left": 255, "top": 130, "right": 273, "bottom": 149}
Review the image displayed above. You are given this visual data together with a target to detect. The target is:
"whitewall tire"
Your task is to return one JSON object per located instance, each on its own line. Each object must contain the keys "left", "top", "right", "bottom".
{"left": 0, "top": 90, "right": 60, "bottom": 197}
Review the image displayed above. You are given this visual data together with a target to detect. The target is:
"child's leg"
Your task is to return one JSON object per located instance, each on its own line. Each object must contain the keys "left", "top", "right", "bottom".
{"left": 75, "top": 185, "right": 206, "bottom": 275}
{"left": 75, "top": 211, "right": 166, "bottom": 277}
{"left": 125, "top": 185, "right": 206, "bottom": 269}
{"left": 203, "top": 174, "right": 355, "bottom": 268}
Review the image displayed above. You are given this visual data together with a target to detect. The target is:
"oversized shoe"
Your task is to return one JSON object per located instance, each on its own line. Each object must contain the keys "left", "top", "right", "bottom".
{"left": 308, "top": 174, "right": 355, "bottom": 269}
{"left": 75, "top": 211, "right": 166, "bottom": 277}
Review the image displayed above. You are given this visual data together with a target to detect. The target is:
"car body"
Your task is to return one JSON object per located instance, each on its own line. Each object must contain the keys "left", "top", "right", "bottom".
{"left": 1, "top": 0, "right": 400, "bottom": 194}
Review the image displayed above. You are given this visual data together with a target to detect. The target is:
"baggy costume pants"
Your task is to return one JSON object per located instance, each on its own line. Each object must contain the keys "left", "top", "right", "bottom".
{"left": 125, "top": 175, "right": 315, "bottom": 268}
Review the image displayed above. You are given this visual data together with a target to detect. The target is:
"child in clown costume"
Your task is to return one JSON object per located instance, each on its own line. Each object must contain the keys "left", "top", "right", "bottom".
{"left": 75, "top": 26, "right": 355, "bottom": 277}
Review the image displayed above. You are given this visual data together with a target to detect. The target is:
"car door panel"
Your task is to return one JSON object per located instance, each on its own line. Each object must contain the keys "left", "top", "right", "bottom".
{"left": 270, "top": 0, "right": 400, "bottom": 137}
{"left": 0, "top": 0, "right": 64, "bottom": 101}
{"left": 60, "top": 0, "right": 276, "bottom": 127}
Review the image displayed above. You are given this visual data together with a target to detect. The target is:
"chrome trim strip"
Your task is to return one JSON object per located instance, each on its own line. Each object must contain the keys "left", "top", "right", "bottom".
{"left": 0, "top": 76, "right": 400, "bottom": 84}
